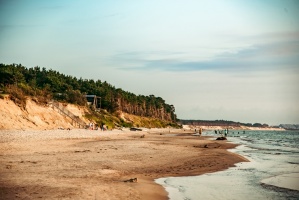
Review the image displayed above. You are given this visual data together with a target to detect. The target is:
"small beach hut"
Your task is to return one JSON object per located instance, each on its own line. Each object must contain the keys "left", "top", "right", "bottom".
{"left": 84, "top": 95, "right": 101, "bottom": 110}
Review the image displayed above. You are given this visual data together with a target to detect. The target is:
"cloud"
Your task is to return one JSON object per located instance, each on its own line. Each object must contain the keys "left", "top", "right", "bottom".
{"left": 113, "top": 38, "right": 299, "bottom": 73}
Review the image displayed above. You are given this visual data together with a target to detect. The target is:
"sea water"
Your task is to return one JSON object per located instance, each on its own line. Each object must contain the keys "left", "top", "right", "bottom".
{"left": 156, "top": 130, "right": 299, "bottom": 200}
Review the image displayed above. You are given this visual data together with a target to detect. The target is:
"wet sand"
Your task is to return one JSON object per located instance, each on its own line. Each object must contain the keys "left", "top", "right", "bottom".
{"left": 0, "top": 129, "right": 247, "bottom": 199}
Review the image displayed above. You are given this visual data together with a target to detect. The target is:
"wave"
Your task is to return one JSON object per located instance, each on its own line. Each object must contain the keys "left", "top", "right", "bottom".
{"left": 261, "top": 173, "right": 299, "bottom": 191}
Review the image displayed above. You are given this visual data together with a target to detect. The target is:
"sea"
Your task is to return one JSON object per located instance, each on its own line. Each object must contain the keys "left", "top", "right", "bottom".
{"left": 156, "top": 130, "right": 299, "bottom": 200}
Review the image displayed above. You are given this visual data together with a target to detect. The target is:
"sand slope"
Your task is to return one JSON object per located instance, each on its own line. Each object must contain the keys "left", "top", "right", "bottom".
{"left": 0, "top": 98, "right": 88, "bottom": 130}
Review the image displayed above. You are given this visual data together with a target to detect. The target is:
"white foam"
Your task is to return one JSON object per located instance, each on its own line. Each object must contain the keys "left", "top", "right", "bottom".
{"left": 156, "top": 168, "right": 274, "bottom": 200}
{"left": 261, "top": 173, "right": 299, "bottom": 191}
{"left": 156, "top": 132, "right": 299, "bottom": 199}
{"left": 155, "top": 178, "right": 186, "bottom": 200}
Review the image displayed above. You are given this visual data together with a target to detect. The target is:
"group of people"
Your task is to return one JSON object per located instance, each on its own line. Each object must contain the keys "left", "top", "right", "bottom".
{"left": 88, "top": 122, "right": 108, "bottom": 131}
{"left": 214, "top": 129, "right": 246, "bottom": 136}
{"left": 215, "top": 129, "right": 229, "bottom": 137}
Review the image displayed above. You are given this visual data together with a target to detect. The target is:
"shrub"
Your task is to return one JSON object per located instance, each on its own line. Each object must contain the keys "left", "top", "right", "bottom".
{"left": 5, "top": 84, "right": 27, "bottom": 109}
{"left": 35, "top": 87, "right": 52, "bottom": 105}
{"left": 66, "top": 90, "right": 87, "bottom": 106}
{"left": 18, "top": 83, "right": 35, "bottom": 96}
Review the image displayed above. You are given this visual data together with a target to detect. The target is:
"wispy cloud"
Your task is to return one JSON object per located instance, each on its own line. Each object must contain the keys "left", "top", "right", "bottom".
{"left": 113, "top": 37, "right": 299, "bottom": 73}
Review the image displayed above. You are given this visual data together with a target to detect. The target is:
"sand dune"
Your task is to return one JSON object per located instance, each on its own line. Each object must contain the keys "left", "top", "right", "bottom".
{"left": 0, "top": 98, "right": 88, "bottom": 130}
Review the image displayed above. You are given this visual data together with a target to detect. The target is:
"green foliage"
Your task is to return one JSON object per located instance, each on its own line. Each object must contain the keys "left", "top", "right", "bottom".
{"left": 119, "top": 118, "right": 133, "bottom": 128}
{"left": 84, "top": 110, "right": 121, "bottom": 129}
{"left": 0, "top": 63, "right": 26, "bottom": 87}
{"left": 65, "top": 90, "right": 87, "bottom": 106}
{"left": 0, "top": 63, "right": 178, "bottom": 126}
{"left": 18, "top": 83, "right": 35, "bottom": 96}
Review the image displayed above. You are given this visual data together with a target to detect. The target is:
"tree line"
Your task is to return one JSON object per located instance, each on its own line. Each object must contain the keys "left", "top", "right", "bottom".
{"left": 180, "top": 119, "right": 269, "bottom": 128}
{"left": 0, "top": 63, "right": 177, "bottom": 122}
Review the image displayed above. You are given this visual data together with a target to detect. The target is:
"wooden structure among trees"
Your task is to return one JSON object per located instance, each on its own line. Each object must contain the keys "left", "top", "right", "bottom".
{"left": 84, "top": 95, "right": 101, "bottom": 110}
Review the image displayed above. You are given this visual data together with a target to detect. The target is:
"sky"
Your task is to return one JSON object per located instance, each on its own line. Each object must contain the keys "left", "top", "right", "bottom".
{"left": 0, "top": 0, "right": 299, "bottom": 125}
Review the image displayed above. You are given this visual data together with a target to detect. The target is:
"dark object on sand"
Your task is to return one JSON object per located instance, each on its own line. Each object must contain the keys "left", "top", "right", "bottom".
{"left": 204, "top": 143, "right": 221, "bottom": 148}
{"left": 130, "top": 127, "right": 142, "bottom": 131}
{"left": 124, "top": 178, "right": 138, "bottom": 183}
{"left": 216, "top": 137, "right": 227, "bottom": 140}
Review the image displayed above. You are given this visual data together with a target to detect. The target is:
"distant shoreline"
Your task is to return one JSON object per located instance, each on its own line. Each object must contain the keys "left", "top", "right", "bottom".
{"left": 180, "top": 119, "right": 298, "bottom": 130}
{"left": 183, "top": 124, "right": 285, "bottom": 131}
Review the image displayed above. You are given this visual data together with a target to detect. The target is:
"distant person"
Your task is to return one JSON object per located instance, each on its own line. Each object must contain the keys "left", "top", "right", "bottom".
{"left": 214, "top": 130, "right": 217, "bottom": 134}
{"left": 220, "top": 130, "right": 224, "bottom": 137}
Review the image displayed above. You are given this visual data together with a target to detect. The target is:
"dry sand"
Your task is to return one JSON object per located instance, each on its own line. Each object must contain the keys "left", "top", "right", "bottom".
{"left": 0, "top": 98, "right": 89, "bottom": 130}
{"left": 0, "top": 128, "right": 248, "bottom": 199}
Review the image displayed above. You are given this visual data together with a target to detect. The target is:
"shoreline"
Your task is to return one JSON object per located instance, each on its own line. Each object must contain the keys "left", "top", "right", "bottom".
{"left": 159, "top": 130, "right": 299, "bottom": 199}
{"left": 0, "top": 128, "right": 248, "bottom": 199}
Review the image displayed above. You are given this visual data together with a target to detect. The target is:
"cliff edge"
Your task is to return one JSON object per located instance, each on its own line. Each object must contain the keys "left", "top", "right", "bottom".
{"left": 0, "top": 97, "right": 88, "bottom": 130}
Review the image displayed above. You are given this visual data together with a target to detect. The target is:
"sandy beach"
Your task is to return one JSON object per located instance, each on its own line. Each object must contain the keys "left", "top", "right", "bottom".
{"left": 0, "top": 128, "right": 247, "bottom": 199}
